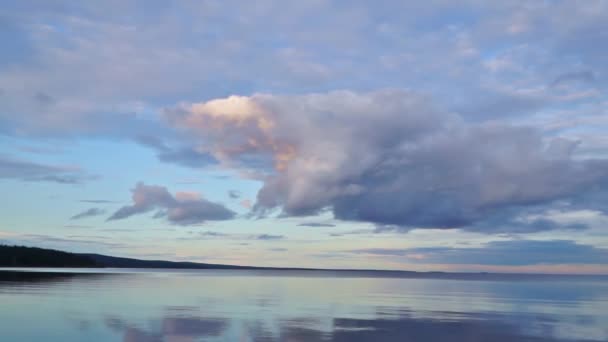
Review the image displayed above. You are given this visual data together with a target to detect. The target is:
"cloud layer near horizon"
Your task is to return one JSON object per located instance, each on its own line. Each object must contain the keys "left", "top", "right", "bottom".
{"left": 351, "top": 239, "right": 608, "bottom": 266}
{"left": 161, "top": 90, "right": 608, "bottom": 232}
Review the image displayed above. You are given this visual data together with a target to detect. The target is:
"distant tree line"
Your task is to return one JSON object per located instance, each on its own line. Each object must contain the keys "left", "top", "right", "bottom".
{"left": 0, "top": 245, "right": 99, "bottom": 267}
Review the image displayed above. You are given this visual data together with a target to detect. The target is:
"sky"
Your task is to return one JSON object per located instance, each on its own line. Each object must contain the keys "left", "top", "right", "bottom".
{"left": 1, "top": 0, "right": 608, "bottom": 273}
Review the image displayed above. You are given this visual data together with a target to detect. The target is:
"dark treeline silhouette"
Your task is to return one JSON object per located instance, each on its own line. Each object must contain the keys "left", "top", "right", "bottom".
{"left": 83, "top": 253, "right": 259, "bottom": 270}
{"left": 2, "top": 245, "right": 607, "bottom": 281}
{"left": 0, "top": 245, "right": 99, "bottom": 267}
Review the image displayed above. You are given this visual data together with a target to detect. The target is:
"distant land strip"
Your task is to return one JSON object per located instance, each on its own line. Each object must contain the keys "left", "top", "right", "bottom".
{"left": 1, "top": 244, "right": 607, "bottom": 281}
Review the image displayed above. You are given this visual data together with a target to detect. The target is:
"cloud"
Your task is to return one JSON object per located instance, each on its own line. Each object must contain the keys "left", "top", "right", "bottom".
{"left": 552, "top": 71, "right": 596, "bottom": 87}
{"left": 0, "top": 154, "right": 94, "bottom": 184}
{"left": 329, "top": 229, "right": 375, "bottom": 237}
{"left": 178, "top": 231, "right": 231, "bottom": 240}
{"left": 80, "top": 199, "right": 116, "bottom": 204}
{"left": 239, "top": 199, "right": 252, "bottom": 209}
{"left": 198, "top": 231, "right": 231, "bottom": 238}
{"left": 1, "top": 0, "right": 607, "bottom": 142}
{"left": 182, "top": 231, "right": 285, "bottom": 241}
{"left": 135, "top": 135, "right": 217, "bottom": 168}
{"left": 63, "top": 225, "right": 92, "bottom": 229}
{"left": 351, "top": 240, "right": 608, "bottom": 266}
{"left": 108, "top": 182, "right": 235, "bottom": 225}
{"left": 163, "top": 90, "right": 608, "bottom": 233}
{"left": 228, "top": 190, "right": 241, "bottom": 199}
{"left": 7, "top": 233, "right": 128, "bottom": 249}
{"left": 70, "top": 208, "right": 106, "bottom": 220}
{"left": 3, "top": 1, "right": 608, "bottom": 238}
{"left": 298, "top": 222, "right": 336, "bottom": 227}
{"left": 255, "top": 234, "right": 285, "bottom": 241}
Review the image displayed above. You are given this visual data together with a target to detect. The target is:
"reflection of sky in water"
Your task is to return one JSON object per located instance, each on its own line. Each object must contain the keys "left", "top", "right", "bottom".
{"left": 0, "top": 270, "right": 607, "bottom": 341}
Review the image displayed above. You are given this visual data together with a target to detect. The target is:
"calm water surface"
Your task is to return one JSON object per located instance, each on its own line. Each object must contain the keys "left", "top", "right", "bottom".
{"left": 0, "top": 269, "right": 607, "bottom": 341}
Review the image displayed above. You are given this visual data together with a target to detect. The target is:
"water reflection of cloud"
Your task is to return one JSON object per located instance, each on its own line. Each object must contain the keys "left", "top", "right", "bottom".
{"left": 273, "top": 314, "right": 601, "bottom": 342}
{"left": 2, "top": 271, "right": 607, "bottom": 341}
{"left": 102, "top": 311, "right": 604, "bottom": 342}
{"left": 105, "top": 316, "right": 227, "bottom": 342}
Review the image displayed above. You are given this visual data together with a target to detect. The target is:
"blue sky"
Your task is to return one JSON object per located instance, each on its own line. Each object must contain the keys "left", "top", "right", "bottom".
{"left": 1, "top": 0, "right": 608, "bottom": 273}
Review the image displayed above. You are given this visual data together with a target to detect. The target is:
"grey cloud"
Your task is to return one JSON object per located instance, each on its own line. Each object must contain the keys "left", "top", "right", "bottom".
{"left": 64, "top": 225, "right": 92, "bottom": 229}
{"left": 108, "top": 182, "right": 235, "bottom": 225}
{"left": 12, "top": 233, "right": 127, "bottom": 249}
{"left": 1, "top": 0, "right": 607, "bottom": 140}
{"left": 165, "top": 201, "right": 235, "bottom": 226}
{"left": 330, "top": 229, "right": 377, "bottom": 237}
{"left": 197, "top": 231, "right": 231, "bottom": 238}
{"left": 177, "top": 231, "right": 231, "bottom": 241}
{"left": 372, "top": 210, "right": 590, "bottom": 235}
{"left": 70, "top": 208, "right": 106, "bottom": 220}
{"left": 158, "top": 147, "right": 216, "bottom": 168}
{"left": 456, "top": 89, "right": 547, "bottom": 119}
{"left": 182, "top": 231, "right": 286, "bottom": 241}
{"left": 109, "top": 183, "right": 175, "bottom": 220}
{"left": 0, "top": 154, "right": 93, "bottom": 184}
{"left": 135, "top": 135, "right": 168, "bottom": 151}
{"left": 298, "top": 222, "right": 336, "bottom": 227}
{"left": 135, "top": 135, "right": 217, "bottom": 168}
{"left": 3, "top": 1, "right": 608, "bottom": 236}
{"left": 164, "top": 90, "right": 608, "bottom": 233}
{"left": 17, "top": 145, "right": 64, "bottom": 155}
{"left": 468, "top": 215, "right": 589, "bottom": 234}
{"left": 372, "top": 225, "right": 415, "bottom": 234}
{"left": 228, "top": 190, "right": 241, "bottom": 199}
{"left": 80, "top": 199, "right": 116, "bottom": 204}
{"left": 100, "top": 228, "right": 138, "bottom": 233}
{"left": 0, "top": 88, "right": 169, "bottom": 139}
{"left": 33, "top": 91, "right": 54, "bottom": 105}
{"left": 255, "top": 234, "right": 285, "bottom": 241}
{"left": 351, "top": 240, "right": 608, "bottom": 266}
{"left": 552, "top": 71, "right": 596, "bottom": 87}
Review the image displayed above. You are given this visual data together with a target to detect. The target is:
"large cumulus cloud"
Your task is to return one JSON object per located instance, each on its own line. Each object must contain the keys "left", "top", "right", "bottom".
{"left": 108, "top": 182, "right": 236, "bottom": 225}
{"left": 163, "top": 90, "right": 608, "bottom": 232}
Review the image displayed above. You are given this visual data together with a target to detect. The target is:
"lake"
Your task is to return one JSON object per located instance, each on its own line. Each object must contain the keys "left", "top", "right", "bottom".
{"left": 1, "top": 269, "right": 607, "bottom": 341}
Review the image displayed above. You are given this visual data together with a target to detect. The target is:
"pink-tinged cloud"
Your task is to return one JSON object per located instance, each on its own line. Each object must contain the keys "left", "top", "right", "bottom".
{"left": 108, "top": 182, "right": 235, "bottom": 225}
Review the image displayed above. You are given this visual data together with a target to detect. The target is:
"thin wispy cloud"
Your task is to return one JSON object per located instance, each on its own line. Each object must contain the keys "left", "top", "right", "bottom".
{"left": 0, "top": 155, "right": 94, "bottom": 184}
{"left": 80, "top": 199, "right": 116, "bottom": 204}
{"left": 181, "top": 231, "right": 286, "bottom": 242}
{"left": 70, "top": 208, "right": 106, "bottom": 220}
{"left": 298, "top": 223, "right": 336, "bottom": 228}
